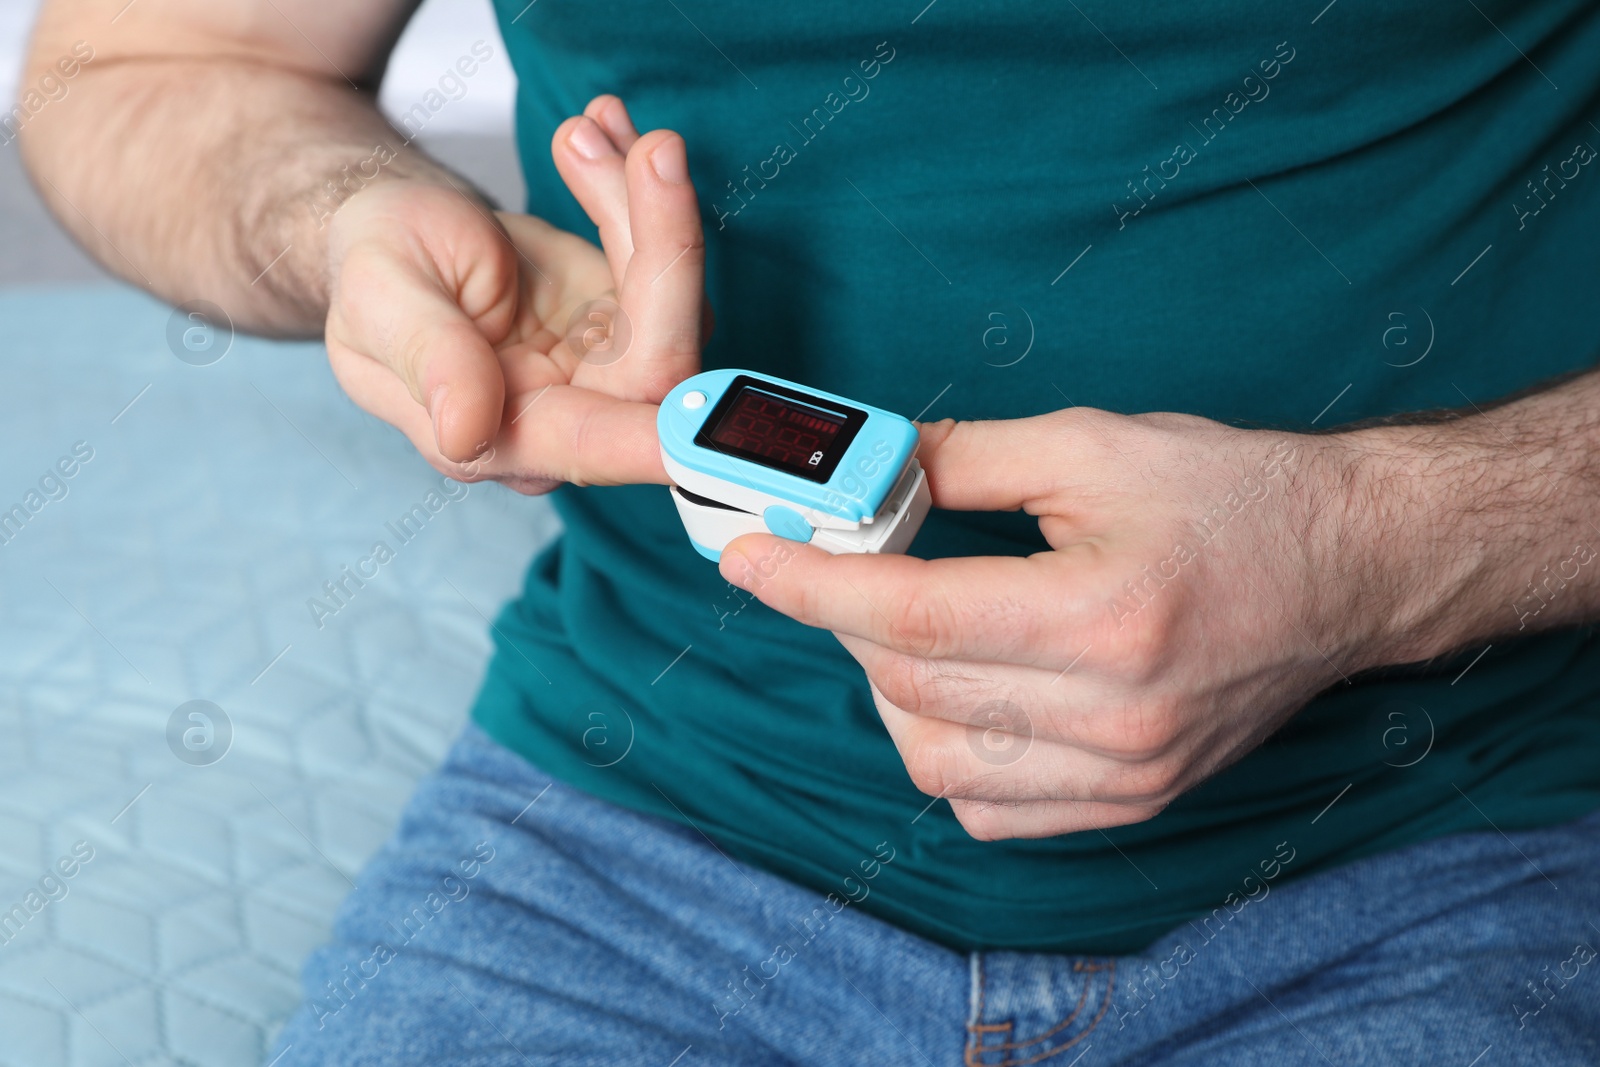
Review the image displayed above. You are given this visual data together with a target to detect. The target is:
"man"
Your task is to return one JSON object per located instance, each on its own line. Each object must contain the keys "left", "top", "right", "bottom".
{"left": 22, "top": 0, "right": 1600, "bottom": 1062}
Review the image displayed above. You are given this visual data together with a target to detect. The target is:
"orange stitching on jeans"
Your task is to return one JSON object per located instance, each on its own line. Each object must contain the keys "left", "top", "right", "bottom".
{"left": 976, "top": 976, "right": 1090, "bottom": 1052}
{"left": 967, "top": 1022, "right": 1010, "bottom": 1066}
{"left": 970, "top": 960, "right": 1112, "bottom": 1052}
{"left": 1004, "top": 961, "right": 1115, "bottom": 1067}
{"left": 965, "top": 959, "right": 1118, "bottom": 1067}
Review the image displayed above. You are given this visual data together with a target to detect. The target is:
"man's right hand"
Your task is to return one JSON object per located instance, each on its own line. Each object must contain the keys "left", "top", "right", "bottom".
{"left": 25, "top": 0, "right": 704, "bottom": 494}
{"left": 323, "top": 95, "right": 708, "bottom": 493}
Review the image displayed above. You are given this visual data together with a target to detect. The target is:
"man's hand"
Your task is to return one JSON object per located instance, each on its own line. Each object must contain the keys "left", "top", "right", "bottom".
{"left": 24, "top": 1, "right": 706, "bottom": 494}
{"left": 325, "top": 96, "right": 707, "bottom": 491}
{"left": 717, "top": 387, "right": 1600, "bottom": 841}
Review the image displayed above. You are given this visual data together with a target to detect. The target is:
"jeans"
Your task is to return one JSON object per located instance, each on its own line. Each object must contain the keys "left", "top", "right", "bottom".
{"left": 269, "top": 723, "right": 1600, "bottom": 1066}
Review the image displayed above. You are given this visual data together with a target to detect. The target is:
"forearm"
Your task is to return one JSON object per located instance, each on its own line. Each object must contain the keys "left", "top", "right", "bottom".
{"left": 20, "top": 3, "right": 486, "bottom": 336}
{"left": 1332, "top": 368, "right": 1600, "bottom": 668}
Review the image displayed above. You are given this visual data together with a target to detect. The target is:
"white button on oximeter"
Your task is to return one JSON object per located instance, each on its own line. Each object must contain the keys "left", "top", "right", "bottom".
{"left": 658, "top": 369, "right": 932, "bottom": 562}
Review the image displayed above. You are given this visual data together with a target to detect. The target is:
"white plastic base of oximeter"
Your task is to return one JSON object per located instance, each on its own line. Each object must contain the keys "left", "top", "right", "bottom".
{"left": 670, "top": 459, "right": 931, "bottom": 562}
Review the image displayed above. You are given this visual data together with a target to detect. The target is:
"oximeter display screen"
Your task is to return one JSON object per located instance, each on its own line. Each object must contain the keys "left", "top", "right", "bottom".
{"left": 695, "top": 377, "right": 867, "bottom": 483}
{"left": 713, "top": 389, "right": 843, "bottom": 466}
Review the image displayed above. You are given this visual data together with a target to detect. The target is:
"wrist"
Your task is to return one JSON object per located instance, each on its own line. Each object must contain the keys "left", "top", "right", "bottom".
{"left": 253, "top": 144, "right": 492, "bottom": 334}
{"left": 1307, "top": 419, "right": 1536, "bottom": 672}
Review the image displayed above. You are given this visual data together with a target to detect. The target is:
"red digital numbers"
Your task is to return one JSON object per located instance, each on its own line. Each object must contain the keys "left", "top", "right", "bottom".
{"left": 712, "top": 390, "right": 842, "bottom": 472}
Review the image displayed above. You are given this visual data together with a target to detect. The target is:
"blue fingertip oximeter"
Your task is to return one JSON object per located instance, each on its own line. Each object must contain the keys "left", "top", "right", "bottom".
{"left": 657, "top": 369, "right": 931, "bottom": 561}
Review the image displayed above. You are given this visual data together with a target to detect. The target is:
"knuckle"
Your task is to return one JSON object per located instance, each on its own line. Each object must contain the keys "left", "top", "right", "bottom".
{"left": 949, "top": 800, "right": 1010, "bottom": 842}
{"left": 1084, "top": 801, "right": 1167, "bottom": 832}
{"left": 1078, "top": 694, "right": 1182, "bottom": 763}
{"left": 650, "top": 323, "right": 703, "bottom": 362}
{"left": 1022, "top": 611, "right": 1071, "bottom": 666}
{"left": 1127, "top": 798, "right": 1171, "bottom": 825}
{"left": 1102, "top": 604, "right": 1174, "bottom": 683}
{"left": 886, "top": 581, "right": 956, "bottom": 656}
{"left": 671, "top": 227, "right": 707, "bottom": 255}
{"left": 916, "top": 418, "right": 960, "bottom": 458}
{"left": 873, "top": 655, "right": 942, "bottom": 717}
{"left": 392, "top": 330, "right": 434, "bottom": 401}
{"left": 1051, "top": 406, "right": 1140, "bottom": 463}
{"left": 1144, "top": 758, "right": 1185, "bottom": 799}
{"left": 786, "top": 569, "right": 817, "bottom": 615}
{"left": 1055, "top": 404, "right": 1116, "bottom": 432}
{"left": 1114, "top": 700, "right": 1184, "bottom": 762}
{"left": 563, "top": 403, "right": 601, "bottom": 487}
{"left": 901, "top": 736, "right": 962, "bottom": 799}
{"left": 1111, "top": 754, "right": 1184, "bottom": 801}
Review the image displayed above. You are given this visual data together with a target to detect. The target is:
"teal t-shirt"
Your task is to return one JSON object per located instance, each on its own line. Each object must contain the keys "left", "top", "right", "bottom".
{"left": 473, "top": 0, "right": 1600, "bottom": 953}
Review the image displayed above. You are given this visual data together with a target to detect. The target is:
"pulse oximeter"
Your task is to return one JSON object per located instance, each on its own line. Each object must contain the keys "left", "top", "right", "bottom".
{"left": 658, "top": 369, "right": 931, "bottom": 562}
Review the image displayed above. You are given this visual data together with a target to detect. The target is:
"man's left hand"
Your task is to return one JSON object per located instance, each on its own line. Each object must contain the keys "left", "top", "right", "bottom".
{"left": 719, "top": 408, "right": 1386, "bottom": 840}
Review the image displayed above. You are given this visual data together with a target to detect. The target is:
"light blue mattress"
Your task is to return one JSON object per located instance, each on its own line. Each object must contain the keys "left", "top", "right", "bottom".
{"left": 0, "top": 285, "right": 561, "bottom": 1066}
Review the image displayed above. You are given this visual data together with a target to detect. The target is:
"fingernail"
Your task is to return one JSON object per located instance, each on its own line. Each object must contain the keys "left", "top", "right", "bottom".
{"left": 569, "top": 119, "right": 614, "bottom": 161}
{"left": 650, "top": 138, "right": 689, "bottom": 184}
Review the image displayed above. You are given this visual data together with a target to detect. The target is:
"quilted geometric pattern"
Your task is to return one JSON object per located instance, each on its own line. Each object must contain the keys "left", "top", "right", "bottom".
{"left": 0, "top": 284, "right": 560, "bottom": 1066}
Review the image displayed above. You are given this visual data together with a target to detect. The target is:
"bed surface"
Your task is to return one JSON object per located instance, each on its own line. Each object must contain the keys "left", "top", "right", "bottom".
{"left": 0, "top": 284, "right": 560, "bottom": 1066}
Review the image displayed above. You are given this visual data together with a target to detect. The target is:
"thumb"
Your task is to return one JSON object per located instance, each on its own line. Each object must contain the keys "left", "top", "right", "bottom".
{"left": 394, "top": 289, "right": 507, "bottom": 463}
{"left": 328, "top": 234, "right": 508, "bottom": 464}
{"left": 915, "top": 416, "right": 1061, "bottom": 513}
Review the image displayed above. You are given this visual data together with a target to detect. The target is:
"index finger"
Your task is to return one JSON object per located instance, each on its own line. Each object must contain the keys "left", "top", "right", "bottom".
{"left": 609, "top": 129, "right": 705, "bottom": 400}
{"left": 331, "top": 349, "right": 667, "bottom": 487}
{"left": 719, "top": 535, "right": 1074, "bottom": 667}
